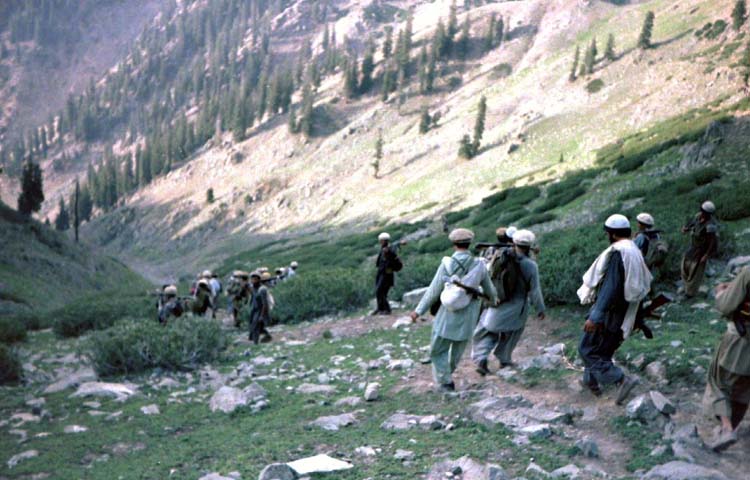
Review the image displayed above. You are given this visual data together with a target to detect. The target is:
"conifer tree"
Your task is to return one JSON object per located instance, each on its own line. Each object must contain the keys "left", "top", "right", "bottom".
{"left": 54, "top": 197, "right": 70, "bottom": 231}
{"left": 484, "top": 14, "right": 496, "bottom": 52}
{"left": 604, "top": 34, "right": 616, "bottom": 61}
{"left": 733, "top": 0, "right": 747, "bottom": 31}
{"left": 372, "top": 131, "right": 383, "bottom": 179}
{"left": 419, "top": 106, "right": 431, "bottom": 134}
{"left": 206, "top": 188, "right": 215, "bottom": 204}
{"left": 360, "top": 42, "right": 375, "bottom": 93}
{"left": 433, "top": 19, "right": 449, "bottom": 60}
{"left": 287, "top": 107, "right": 299, "bottom": 134}
{"left": 17, "top": 159, "right": 44, "bottom": 217}
{"left": 569, "top": 46, "right": 580, "bottom": 82}
{"left": 381, "top": 67, "right": 395, "bottom": 102}
{"left": 457, "top": 15, "right": 471, "bottom": 60}
{"left": 343, "top": 58, "right": 359, "bottom": 99}
{"left": 584, "top": 38, "right": 597, "bottom": 74}
{"left": 300, "top": 83, "right": 315, "bottom": 137}
{"left": 472, "top": 95, "right": 486, "bottom": 154}
{"left": 458, "top": 134, "right": 473, "bottom": 159}
{"left": 382, "top": 26, "right": 393, "bottom": 60}
{"left": 638, "top": 11, "right": 655, "bottom": 50}
{"left": 79, "top": 184, "right": 93, "bottom": 222}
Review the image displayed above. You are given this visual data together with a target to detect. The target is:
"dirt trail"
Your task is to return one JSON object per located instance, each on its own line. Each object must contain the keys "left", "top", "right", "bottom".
{"left": 273, "top": 309, "right": 747, "bottom": 479}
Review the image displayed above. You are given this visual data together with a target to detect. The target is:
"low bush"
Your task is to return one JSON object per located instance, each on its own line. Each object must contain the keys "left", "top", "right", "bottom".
{"left": 417, "top": 235, "right": 453, "bottom": 254}
{"left": 444, "top": 208, "right": 472, "bottom": 225}
{"left": 53, "top": 293, "right": 152, "bottom": 338}
{"left": 690, "top": 167, "right": 721, "bottom": 186}
{"left": 537, "top": 227, "right": 602, "bottom": 306}
{"left": 707, "top": 183, "right": 750, "bottom": 221}
{"left": 521, "top": 212, "right": 557, "bottom": 226}
{"left": 87, "top": 317, "right": 227, "bottom": 377}
{"left": 0, "top": 317, "right": 27, "bottom": 344}
{"left": 272, "top": 268, "right": 371, "bottom": 323}
{"left": 615, "top": 155, "right": 647, "bottom": 173}
{"left": 586, "top": 79, "right": 605, "bottom": 94}
{"left": 392, "top": 254, "right": 443, "bottom": 300}
{"left": 534, "top": 186, "right": 586, "bottom": 213}
{"left": 0, "top": 344, "right": 22, "bottom": 384}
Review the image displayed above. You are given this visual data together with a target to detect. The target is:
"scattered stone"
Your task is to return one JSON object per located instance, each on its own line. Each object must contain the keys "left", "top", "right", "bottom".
{"left": 295, "top": 383, "right": 336, "bottom": 395}
{"left": 155, "top": 377, "right": 181, "bottom": 389}
{"left": 82, "top": 401, "right": 101, "bottom": 409}
{"left": 7, "top": 450, "right": 38, "bottom": 468}
{"left": 355, "top": 446, "right": 377, "bottom": 457}
{"left": 287, "top": 454, "right": 353, "bottom": 475}
{"left": 63, "top": 425, "right": 87, "bottom": 434}
{"left": 25, "top": 397, "right": 46, "bottom": 409}
{"left": 519, "top": 423, "right": 552, "bottom": 439}
{"left": 519, "top": 352, "right": 562, "bottom": 371}
{"left": 642, "top": 461, "right": 729, "bottom": 480}
{"left": 11, "top": 413, "right": 40, "bottom": 426}
{"left": 140, "top": 404, "right": 160, "bottom": 415}
{"left": 551, "top": 464, "right": 581, "bottom": 479}
{"left": 626, "top": 394, "right": 661, "bottom": 423}
{"left": 381, "top": 413, "right": 445, "bottom": 431}
{"left": 526, "top": 461, "right": 549, "bottom": 477}
{"left": 402, "top": 287, "right": 429, "bottom": 306}
{"left": 645, "top": 361, "right": 668, "bottom": 383}
{"left": 258, "top": 463, "right": 297, "bottom": 480}
{"left": 209, "top": 384, "right": 267, "bottom": 414}
{"left": 9, "top": 429, "right": 27, "bottom": 443}
{"left": 334, "top": 396, "right": 362, "bottom": 408}
{"left": 394, "top": 449, "right": 414, "bottom": 461}
{"left": 726, "top": 255, "right": 750, "bottom": 275}
{"left": 387, "top": 359, "right": 415, "bottom": 371}
{"left": 488, "top": 465, "right": 509, "bottom": 480}
{"left": 392, "top": 316, "right": 414, "bottom": 328}
{"left": 426, "top": 456, "right": 489, "bottom": 480}
{"left": 650, "top": 445, "right": 668, "bottom": 457}
{"left": 574, "top": 437, "right": 599, "bottom": 458}
{"left": 670, "top": 340, "right": 683, "bottom": 348}
{"left": 468, "top": 395, "right": 571, "bottom": 431}
{"left": 71, "top": 382, "right": 138, "bottom": 402}
{"left": 44, "top": 368, "right": 97, "bottom": 394}
{"left": 198, "top": 474, "right": 235, "bottom": 480}
{"left": 309, "top": 413, "right": 357, "bottom": 431}
{"left": 364, "top": 383, "right": 380, "bottom": 401}
{"left": 649, "top": 391, "right": 676, "bottom": 415}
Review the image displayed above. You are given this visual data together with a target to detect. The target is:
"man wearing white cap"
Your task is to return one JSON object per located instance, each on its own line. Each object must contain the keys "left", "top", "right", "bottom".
{"left": 158, "top": 285, "right": 184, "bottom": 324}
{"left": 373, "top": 232, "right": 405, "bottom": 315}
{"left": 577, "top": 214, "right": 651, "bottom": 404}
{"left": 681, "top": 201, "right": 719, "bottom": 298}
{"left": 634, "top": 213, "right": 666, "bottom": 271}
{"left": 472, "top": 229, "right": 546, "bottom": 375}
{"left": 410, "top": 228, "right": 497, "bottom": 391}
{"left": 287, "top": 261, "right": 299, "bottom": 279}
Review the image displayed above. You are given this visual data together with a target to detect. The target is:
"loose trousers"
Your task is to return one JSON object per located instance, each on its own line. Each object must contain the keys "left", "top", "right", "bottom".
{"left": 472, "top": 326, "right": 525, "bottom": 365}
{"left": 578, "top": 328, "right": 625, "bottom": 388}
{"left": 704, "top": 352, "right": 750, "bottom": 426}
{"left": 430, "top": 333, "right": 469, "bottom": 385}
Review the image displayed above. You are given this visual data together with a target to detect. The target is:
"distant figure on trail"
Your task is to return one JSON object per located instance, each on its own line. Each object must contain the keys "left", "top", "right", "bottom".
{"left": 472, "top": 229, "right": 545, "bottom": 375}
{"left": 192, "top": 278, "right": 214, "bottom": 317}
{"left": 158, "top": 285, "right": 184, "bottom": 324}
{"left": 209, "top": 273, "right": 222, "bottom": 312}
{"left": 410, "top": 228, "right": 498, "bottom": 392}
{"left": 634, "top": 213, "right": 668, "bottom": 272}
{"left": 475, "top": 226, "right": 516, "bottom": 261}
{"left": 577, "top": 214, "right": 651, "bottom": 404}
{"left": 681, "top": 201, "right": 719, "bottom": 298}
{"left": 228, "top": 271, "right": 251, "bottom": 328}
{"left": 244, "top": 271, "right": 273, "bottom": 344}
{"left": 703, "top": 266, "right": 750, "bottom": 452}
{"left": 286, "top": 261, "right": 299, "bottom": 279}
{"left": 373, "top": 232, "right": 406, "bottom": 316}
{"left": 275, "top": 268, "right": 286, "bottom": 283}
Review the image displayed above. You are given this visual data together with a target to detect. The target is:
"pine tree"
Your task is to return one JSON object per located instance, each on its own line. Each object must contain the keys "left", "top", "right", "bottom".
{"left": 604, "top": 34, "right": 616, "bottom": 61}
{"left": 206, "top": 188, "right": 215, "bottom": 204}
{"left": 372, "top": 131, "right": 383, "bottom": 179}
{"left": 433, "top": 19, "right": 449, "bottom": 60}
{"left": 569, "top": 46, "right": 580, "bottom": 82}
{"left": 287, "top": 107, "right": 299, "bottom": 134}
{"left": 447, "top": 0, "right": 458, "bottom": 53}
{"left": 419, "top": 106, "right": 431, "bottom": 134}
{"left": 54, "top": 197, "right": 70, "bottom": 231}
{"left": 495, "top": 16, "right": 505, "bottom": 46}
{"left": 458, "top": 134, "right": 474, "bottom": 159}
{"left": 733, "top": 0, "right": 747, "bottom": 31}
{"left": 360, "top": 43, "right": 375, "bottom": 93}
{"left": 17, "top": 159, "right": 44, "bottom": 217}
{"left": 584, "top": 38, "right": 597, "bottom": 75}
{"left": 484, "top": 14, "right": 496, "bottom": 52}
{"left": 472, "top": 95, "right": 487, "bottom": 154}
{"left": 300, "top": 83, "right": 315, "bottom": 137}
{"left": 343, "top": 58, "right": 359, "bottom": 99}
{"left": 457, "top": 15, "right": 471, "bottom": 60}
{"left": 382, "top": 26, "right": 393, "bottom": 60}
{"left": 79, "top": 184, "right": 93, "bottom": 222}
{"left": 638, "top": 11, "right": 655, "bottom": 50}
{"left": 381, "top": 67, "right": 395, "bottom": 102}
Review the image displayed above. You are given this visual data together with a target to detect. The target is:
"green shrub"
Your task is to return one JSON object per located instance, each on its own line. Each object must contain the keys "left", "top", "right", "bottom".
{"left": 586, "top": 78, "right": 605, "bottom": 94}
{"left": 690, "top": 166, "right": 721, "bottom": 186}
{"left": 0, "top": 317, "right": 27, "bottom": 344}
{"left": 534, "top": 186, "right": 586, "bottom": 213}
{"left": 537, "top": 227, "right": 602, "bottom": 306}
{"left": 417, "top": 235, "right": 453, "bottom": 254}
{"left": 707, "top": 183, "right": 750, "bottom": 220}
{"left": 87, "top": 317, "right": 227, "bottom": 377}
{"left": 392, "top": 254, "right": 443, "bottom": 299}
{"left": 521, "top": 212, "right": 557, "bottom": 226}
{"left": 53, "top": 293, "right": 152, "bottom": 338}
{"left": 0, "top": 344, "right": 22, "bottom": 384}
{"left": 615, "top": 155, "right": 647, "bottom": 173}
{"left": 272, "top": 268, "right": 371, "bottom": 323}
{"left": 444, "top": 209, "right": 472, "bottom": 224}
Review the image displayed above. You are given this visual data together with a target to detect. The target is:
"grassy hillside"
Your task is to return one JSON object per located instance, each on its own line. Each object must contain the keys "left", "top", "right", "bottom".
{"left": 0, "top": 202, "right": 152, "bottom": 320}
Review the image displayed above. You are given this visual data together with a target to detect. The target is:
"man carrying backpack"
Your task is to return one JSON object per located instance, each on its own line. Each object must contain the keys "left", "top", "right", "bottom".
{"left": 681, "top": 201, "right": 719, "bottom": 298}
{"left": 373, "top": 232, "right": 405, "bottom": 315}
{"left": 472, "top": 229, "right": 545, "bottom": 375}
{"left": 409, "top": 228, "right": 497, "bottom": 392}
{"left": 634, "top": 213, "right": 667, "bottom": 271}
{"left": 703, "top": 266, "right": 750, "bottom": 452}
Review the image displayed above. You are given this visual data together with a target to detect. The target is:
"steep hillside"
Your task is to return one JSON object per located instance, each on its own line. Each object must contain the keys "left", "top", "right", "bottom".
{"left": 0, "top": 202, "right": 151, "bottom": 317}
{"left": 80, "top": 0, "right": 744, "bottom": 277}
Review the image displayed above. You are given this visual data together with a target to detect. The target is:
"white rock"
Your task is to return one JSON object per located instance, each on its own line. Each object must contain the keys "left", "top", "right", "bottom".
{"left": 543, "top": 343, "right": 566, "bottom": 356}
{"left": 387, "top": 359, "right": 415, "bottom": 371}
{"left": 309, "top": 413, "right": 357, "bottom": 431}
{"left": 258, "top": 463, "right": 297, "bottom": 480}
{"left": 626, "top": 394, "right": 661, "bottom": 422}
{"left": 392, "top": 316, "right": 414, "bottom": 328}
{"left": 140, "top": 404, "right": 160, "bottom": 415}
{"left": 646, "top": 361, "right": 668, "bottom": 383}
{"left": 198, "top": 474, "right": 235, "bottom": 480}
{"left": 364, "top": 383, "right": 380, "bottom": 401}
{"left": 518, "top": 424, "right": 552, "bottom": 439}
{"left": 642, "top": 461, "right": 729, "bottom": 480}
{"left": 355, "top": 446, "right": 377, "bottom": 457}
{"left": 7, "top": 449, "right": 38, "bottom": 468}
{"left": 526, "top": 461, "right": 550, "bottom": 477}
{"left": 551, "top": 464, "right": 581, "bottom": 479}
{"left": 209, "top": 384, "right": 267, "bottom": 414}
{"left": 334, "top": 396, "right": 362, "bottom": 408}
{"left": 670, "top": 340, "right": 683, "bottom": 348}
{"left": 295, "top": 383, "right": 336, "bottom": 395}
{"left": 402, "top": 287, "right": 429, "bottom": 306}
{"left": 287, "top": 454, "right": 353, "bottom": 475}
{"left": 649, "top": 391, "right": 676, "bottom": 415}
{"left": 394, "top": 449, "right": 414, "bottom": 461}
{"left": 64, "top": 425, "right": 87, "bottom": 434}
{"left": 71, "top": 382, "right": 138, "bottom": 402}
{"left": 44, "top": 368, "right": 97, "bottom": 394}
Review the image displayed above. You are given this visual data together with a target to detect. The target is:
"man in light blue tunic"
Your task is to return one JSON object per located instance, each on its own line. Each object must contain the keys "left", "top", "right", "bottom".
{"left": 410, "top": 228, "right": 497, "bottom": 392}
{"left": 472, "top": 229, "right": 545, "bottom": 375}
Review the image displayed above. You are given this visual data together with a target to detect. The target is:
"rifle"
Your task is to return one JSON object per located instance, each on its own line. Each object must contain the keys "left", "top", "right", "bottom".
{"left": 452, "top": 280, "right": 491, "bottom": 302}
{"left": 634, "top": 293, "right": 674, "bottom": 339}
{"left": 733, "top": 300, "right": 750, "bottom": 337}
{"left": 475, "top": 242, "right": 512, "bottom": 252}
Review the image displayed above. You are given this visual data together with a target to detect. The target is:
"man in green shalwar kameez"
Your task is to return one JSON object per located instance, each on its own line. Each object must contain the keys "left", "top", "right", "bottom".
{"left": 410, "top": 228, "right": 497, "bottom": 392}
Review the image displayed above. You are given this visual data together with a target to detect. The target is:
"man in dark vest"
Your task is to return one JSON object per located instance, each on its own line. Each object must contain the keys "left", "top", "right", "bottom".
{"left": 373, "top": 232, "right": 405, "bottom": 315}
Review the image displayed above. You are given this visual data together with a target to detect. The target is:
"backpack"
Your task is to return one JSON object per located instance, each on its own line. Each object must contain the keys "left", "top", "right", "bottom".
{"left": 488, "top": 247, "right": 526, "bottom": 303}
{"left": 387, "top": 250, "right": 404, "bottom": 273}
{"left": 645, "top": 236, "right": 669, "bottom": 269}
{"left": 440, "top": 256, "right": 484, "bottom": 312}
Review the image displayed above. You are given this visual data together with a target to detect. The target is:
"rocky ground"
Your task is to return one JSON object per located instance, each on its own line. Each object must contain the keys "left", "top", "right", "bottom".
{"left": 1, "top": 288, "right": 746, "bottom": 480}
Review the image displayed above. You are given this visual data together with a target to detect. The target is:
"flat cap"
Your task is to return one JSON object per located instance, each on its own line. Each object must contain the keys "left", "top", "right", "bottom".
{"left": 513, "top": 229, "right": 536, "bottom": 247}
{"left": 604, "top": 214, "right": 630, "bottom": 230}
{"left": 164, "top": 285, "right": 178, "bottom": 296}
{"left": 636, "top": 212, "right": 654, "bottom": 227}
{"left": 701, "top": 201, "right": 716, "bottom": 213}
{"left": 449, "top": 228, "right": 475, "bottom": 243}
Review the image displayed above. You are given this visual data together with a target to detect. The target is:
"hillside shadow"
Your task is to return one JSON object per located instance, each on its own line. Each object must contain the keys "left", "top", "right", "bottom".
{"left": 382, "top": 147, "right": 435, "bottom": 177}
{"left": 652, "top": 29, "right": 694, "bottom": 49}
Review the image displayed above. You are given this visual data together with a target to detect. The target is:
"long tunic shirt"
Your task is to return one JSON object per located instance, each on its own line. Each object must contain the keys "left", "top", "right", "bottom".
{"left": 714, "top": 267, "right": 750, "bottom": 375}
{"left": 375, "top": 243, "right": 400, "bottom": 287}
{"left": 634, "top": 229, "right": 660, "bottom": 258}
{"left": 684, "top": 214, "right": 718, "bottom": 262}
{"left": 479, "top": 253, "right": 545, "bottom": 333}
{"left": 589, "top": 250, "right": 628, "bottom": 333}
{"left": 416, "top": 251, "right": 498, "bottom": 341}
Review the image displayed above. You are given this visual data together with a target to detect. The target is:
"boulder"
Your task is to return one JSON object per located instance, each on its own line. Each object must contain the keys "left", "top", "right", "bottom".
{"left": 426, "top": 456, "right": 493, "bottom": 480}
{"left": 140, "top": 404, "right": 160, "bottom": 415}
{"left": 258, "top": 463, "right": 297, "bottom": 480}
{"left": 71, "top": 382, "right": 138, "bottom": 402}
{"left": 387, "top": 359, "right": 415, "bottom": 371}
{"left": 468, "top": 396, "right": 571, "bottom": 430}
{"left": 364, "top": 383, "right": 380, "bottom": 401}
{"left": 626, "top": 394, "right": 661, "bottom": 423}
{"left": 309, "top": 413, "right": 357, "bottom": 431}
{"left": 334, "top": 396, "right": 362, "bottom": 408}
{"left": 209, "top": 384, "right": 267, "bottom": 414}
{"left": 392, "top": 316, "right": 414, "bottom": 329}
{"left": 574, "top": 437, "right": 599, "bottom": 458}
{"left": 355, "top": 446, "right": 377, "bottom": 457}
{"left": 642, "top": 461, "right": 729, "bottom": 480}
{"left": 646, "top": 361, "right": 668, "bottom": 383}
{"left": 7, "top": 450, "right": 38, "bottom": 468}
{"left": 44, "top": 367, "right": 97, "bottom": 394}
{"left": 649, "top": 391, "right": 676, "bottom": 415}
{"left": 287, "top": 454, "right": 353, "bottom": 475}
{"left": 551, "top": 464, "right": 581, "bottom": 479}
{"left": 726, "top": 255, "right": 750, "bottom": 275}
{"left": 402, "top": 287, "right": 429, "bottom": 307}
{"left": 517, "top": 424, "right": 551, "bottom": 439}
{"left": 519, "top": 353, "right": 562, "bottom": 371}
{"left": 295, "top": 383, "right": 336, "bottom": 395}
{"left": 394, "top": 449, "right": 415, "bottom": 461}
{"left": 381, "top": 413, "right": 445, "bottom": 431}
{"left": 63, "top": 425, "right": 88, "bottom": 434}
